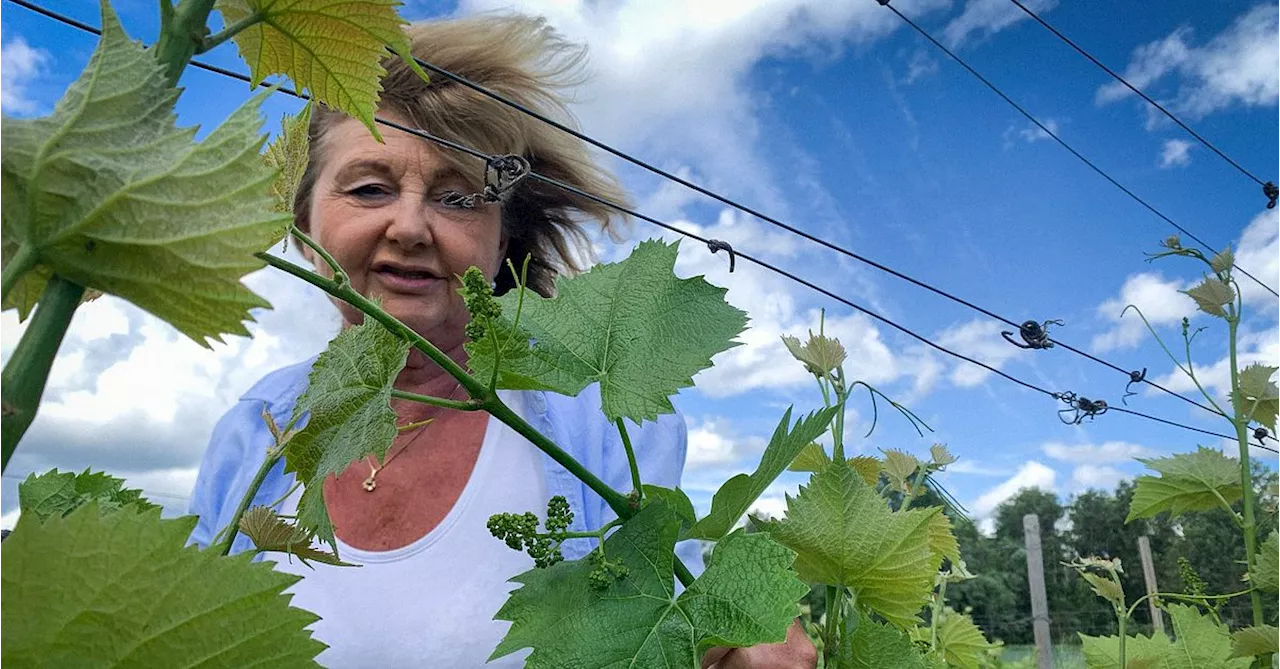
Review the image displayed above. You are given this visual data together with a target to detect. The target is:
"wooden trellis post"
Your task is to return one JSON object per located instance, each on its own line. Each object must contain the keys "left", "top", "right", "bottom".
{"left": 1138, "top": 535, "right": 1165, "bottom": 635}
{"left": 1024, "top": 514, "right": 1055, "bottom": 669}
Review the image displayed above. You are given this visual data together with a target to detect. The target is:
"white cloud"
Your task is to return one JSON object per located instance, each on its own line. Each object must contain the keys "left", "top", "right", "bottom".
{"left": 933, "top": 318, "right": 1028, "bottom": 387}
{"left": 942, "top": 459, "right": 1009, "bottom": 476}
{"left": 1152, "top": 324, "right": 1279, "bottom": 400}
{"left": 942, "top": 0, "right": 1058, "bottom": 49}
{"left": 971, "top": 460, "right": 1056, "bottom": 518}
{"left": 1158, "top": 139, "right": 1193, "bottom": 168}
{"left": 1042, "top": 441, "right": 1155, "bottom": 464}
{"left": 1070, "top": 464, "right": 1126, "bottom": 492}
{"left": 1004, "top": 119, "right": 1061, "bottom": 147}
{"left": 1091, "top": 272, "right": 1193, "bottom": 352}
{"left": 1234, "top": 209, "right": 1280, "bottom": 308}
{"left": 0, "top": 508, "right": 19, "bottom": 531}
{"left": 1, "top": 32, "right": 48, "bottom": 114}
{"left": 685, "top": 416, "right": 766, "bottom": 469}
{"left": 455, "top": 0, "right": 949, "bottom": 213}
{"left": 903, "top": 49, "right": 937, "bottom": 84}
{"left": 1097, "top": 4, "right": 1279, "bottom": 121}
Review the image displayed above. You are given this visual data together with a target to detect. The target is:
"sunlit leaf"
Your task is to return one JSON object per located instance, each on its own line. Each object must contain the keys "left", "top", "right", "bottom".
{"left": 841, "top": 611, "right": 926, "bottom": 669}
{"left": 1079, "top": 604, "right": 1247, "bottom": 669}
{"left": 1237, "top": 363, "right": 1278, "bottom": 432}
{"left": 882, "top": 449, "right": 920, "bottom": 493}
{"left": 1252, "top": 532, "right": 1278, "bottom": 593}
{"left": 933, "top": 609, "right": 995, "bottom": 669}
{"left": 490, "top": 502, "right": 807, "bottom": 668}
{"left": 788, "top": 442, "right": 831, "bottom": 473}
{"left": 263, "top": 101, "right": 312, "bottom": 215}
{"left": 764, "top": 459, "right": 948, "bottom": 626}
{"left": 685, "top": 406, "right": 837, "bottom": 541}
{"left": 1126, "top": 447, "right": 1242, "bottom": 522}
{"left": 0, "top": 503, "right": 323, "bottom": 665}
{"left": 1181, "top": 277, "right": 1234, "bottom": 319}
{"left": 216, "top": 0, "right": 427, "bottom": 138}
{"left": 849, "top": 455, "right": 881, "bottom": 485}
{"left": 1081, "top": 572, "right": 1125, "bottom": 608}
{"left": 930, "top": 443, "right": 957, "bottom": 467}
{"left": 468, "top": 239, "right": 748, "bottom": 423}
{"left": 781, "top": 331, "right": 846, "bottom": 378}
{"left": 1210, "top": 247, "right": 1234, "bottom": 274}
{"left": 1, "top": 3, "right": 285, "bottom": 345}
{"left": 284, "top": 320, "right": 409, "bottom": 547}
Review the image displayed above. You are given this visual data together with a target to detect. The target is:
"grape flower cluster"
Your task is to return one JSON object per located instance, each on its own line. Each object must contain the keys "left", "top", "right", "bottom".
{"left": 586, "top": 547, "right": 629, "bottom": 591}
{"left": 487, "top": 495, "right": 573, "bottom": 568}
{"left": 459, "top": 266, "right": 502, "bottom": 341}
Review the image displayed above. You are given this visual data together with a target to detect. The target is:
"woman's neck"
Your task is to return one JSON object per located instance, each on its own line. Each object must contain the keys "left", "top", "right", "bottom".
{"left": 391, "top": 342, "right": 471, "bottom": 420}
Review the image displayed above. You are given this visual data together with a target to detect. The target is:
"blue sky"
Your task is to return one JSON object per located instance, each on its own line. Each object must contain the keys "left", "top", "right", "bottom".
{"left": 2, "top": 0, "right": 1277, "bottom": 530}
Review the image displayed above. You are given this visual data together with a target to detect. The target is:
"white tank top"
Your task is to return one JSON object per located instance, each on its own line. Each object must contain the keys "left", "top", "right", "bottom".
{"left": 271, "top": 391, "right": 547, "bottom": 668}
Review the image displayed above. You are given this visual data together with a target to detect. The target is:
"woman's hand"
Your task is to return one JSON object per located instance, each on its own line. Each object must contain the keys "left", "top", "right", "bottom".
{"left": 700, "top": 619, "right": 817, "bottom": 669}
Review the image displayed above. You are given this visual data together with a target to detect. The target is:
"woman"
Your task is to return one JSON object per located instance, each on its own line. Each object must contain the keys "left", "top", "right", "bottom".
{"left": 189, "top": 14, "right": 814, "bottom": 669}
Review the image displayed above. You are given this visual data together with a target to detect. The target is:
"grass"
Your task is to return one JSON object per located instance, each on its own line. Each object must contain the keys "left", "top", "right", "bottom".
{"left": 1000, "top": 644, "right": 1086, "bottom": 669}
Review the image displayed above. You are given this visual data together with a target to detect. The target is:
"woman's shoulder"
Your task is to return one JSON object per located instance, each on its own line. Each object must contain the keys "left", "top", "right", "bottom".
{"left": 539, "top": 385, "right": 687, "bottom": 451}
{"left": 238, "top": 355, "right": 318, "bottom": 411}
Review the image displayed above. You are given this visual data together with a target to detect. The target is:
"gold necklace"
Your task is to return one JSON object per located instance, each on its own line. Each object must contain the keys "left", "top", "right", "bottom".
{"left": 362, "top": 381, "right": 463, "bottom": 492}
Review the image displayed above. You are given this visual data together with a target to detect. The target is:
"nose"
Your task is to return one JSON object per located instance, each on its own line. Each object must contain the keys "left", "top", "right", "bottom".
{"left": 382, "top": 194, "right": 436, "bottom": 250}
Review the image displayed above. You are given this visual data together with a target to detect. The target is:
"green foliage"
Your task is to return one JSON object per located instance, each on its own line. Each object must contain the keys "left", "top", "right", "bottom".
{"left": 684, "top": 405, "right": 838, "bottom": 541}
{"left": 490, "top": 502, "right": 807, "bottom": 668}
{"left": 284, "top": 319, "right": 410, "bottom": 547}
{"left": 0, "top": 503, "right": 323, "bottom": 666}
{"left": 840, "top": 613, "right": 927, "bottom": 669}
{"left": 1126, "top": 447, "right": 1243, "bottom": 522}
{"left": 467, "top": 239, "right": 748, "bottom": 423}
{"left": 1229, "top": 625, "right": 1278, "bottom": 659}
{"left": 1209, "top": 247, "right": 1234, "bottom": 275}
{"left": 262, "top": 101, "right": 312, "bottom": 215}
{"left": 787, "top": 443, "right": 881, "bottom": 485}
{"left": 18, "top": 468, "right": 158, "bottom": 521}
{"left": 215, "top": 0, "right": 427, "bottom": 138}
{"left": 642, "top": 484, "right": 697, "bottom": 530}
{"left": 764, "top": 458, "right": 953, "bottom": 627}
{"left": 1078, "top": 604, "right": 1248, "bottom": 669}
{"left": 1251, "top": 531, "right": 1278, "bottom": 592}
{"left": 1, "top": 3, "right": 285, "bottom": 345}
{"left": 1181, "top": 277, "right": 1235, "bottom": 318}
{"left": 931, "top": 609, "right": 996, "bottom": 669}
{"left": 239, "top": 505, "right": 353, "bottom": 566}
{"left": 781, "top": 330, "right": 846, "bottom": 378}
{"left": 1237, "top": 363, "right": 1278, "bottom": 431}
{"left": 486, "top": 495, "right": 574, "bottom": 568}
{"left": 882, "top": 448, "right": 922, "bottom": 494}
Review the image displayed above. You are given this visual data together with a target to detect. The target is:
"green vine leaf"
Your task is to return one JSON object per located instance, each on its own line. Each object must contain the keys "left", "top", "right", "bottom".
{"left": 929, "top": 443, "right": 957, "bottom": 467}
{"left": 18, "top": 468, "right": 158, "bottom": 522}
{"left": 284, "top": 320, "right": 409, "bottom": 547}
{"left": 0, "top": 503, "right": 323, "bottom": 666}
{"left": 882, "top": 449, "right": 920, "bottom": 493}
{"left": 1252, "top": 532, "right": 1278, "bottom": 592}
{"left": 788, "top": 442, "right": 831, "bottom": 472}
{"left": 931, "top": 610, "right": 995, "bottom": 669}
{"left": 240, "top": 505, "right": 354, "bottom": 567}
{"left": 0, "top": 2, "right": 286, "bottom": 346}
{"left": 781, "top": 331, "right": 846, "bottom": 377}
{"left": 1181, "top": 277, "right": 1235, "bottom": 319}
{"left": 490, "top": 501, "right": 807, "bottom": 668}
{"left": 684, "top": 406, "right": 838, "bottom": 541}
{"left": 763, "top": 459, "right": 950, "bottom": 627}
{"left": 1230, "top": 625, "right": 1279, "bottom": 659}
{"left": 1237, "top": 363, "right": 1278, "bottom": 432}
{"left": 641, "top": 484, "right": 697, "bottom": 529}
{"left": 1209, "top": 247, "right": 1234, "bottom": 275}
{"left": 262, "top": 101, "right": 312, "bottom": 215}
{"left": 1126, "top": 447, "right": 1242, "bottom": 523}
{"left": 1078, "top": 603, "right": 1247, "bottom": 669}
{"left": 1080, "top": 572, "right": 1125, "bottom": 608}
{"left": 468, "top": 239, "right": 748, "bottom": 423}
{"left": 215, "top": 0, "right": 427, "bottom": 139}
{"left": 841, "top": 613, "right": 927, "bottom": 669}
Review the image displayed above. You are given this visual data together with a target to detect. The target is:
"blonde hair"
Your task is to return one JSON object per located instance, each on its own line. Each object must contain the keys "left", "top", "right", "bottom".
{"left": 293, "top": 14, "right": 628, "bottom": 297}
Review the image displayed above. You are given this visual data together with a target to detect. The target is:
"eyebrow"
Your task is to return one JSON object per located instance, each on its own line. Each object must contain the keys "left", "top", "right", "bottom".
{"left": 331, "top": 159, "right": 474, "bottom": 187}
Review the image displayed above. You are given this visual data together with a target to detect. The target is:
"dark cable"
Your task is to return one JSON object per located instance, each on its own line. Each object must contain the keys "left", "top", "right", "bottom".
{"left": 10, "top": 0, "right": 1269, "bottom": 451}
{"left": 1007, "top": 0, "right": 1270, "bottom": 189}
{"left": 1110, "top": 407, "right": 1279, "bottom": 454}
{"left": 881, "top": 3, "right": 1279, "bottom": 300}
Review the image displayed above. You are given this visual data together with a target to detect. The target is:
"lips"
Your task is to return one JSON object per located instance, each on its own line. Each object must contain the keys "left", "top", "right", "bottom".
{"left": 372, "top": 261, "right": 442, "bottom": 293}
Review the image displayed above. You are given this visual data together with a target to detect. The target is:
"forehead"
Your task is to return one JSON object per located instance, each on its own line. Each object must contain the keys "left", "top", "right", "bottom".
{"left": 320, "top": 114, "right": 473, "bottom": 181}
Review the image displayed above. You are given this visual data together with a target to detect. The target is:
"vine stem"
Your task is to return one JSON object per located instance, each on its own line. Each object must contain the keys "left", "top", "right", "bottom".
{"left": 824, "top": 585, "right": 843, "bottom": 665}
{"left": 1227, "top": 306, "right": 1266, "bottom": 632}
{"left": 151, "top": 0, "right": 219, "bottom": 85}
{"left": 197, "top": 11, "right": 260, "bottom": 54}
{"left": 217, "top": 446, "right": 284, "bottom": 555}
{"left": 0, "top": 276, "right": 84, "bottom": 472}
{"left": 390, "top": 389, "right": 482, "bottom": 412}
{"left": 616, "top": 419, "right": 643, "bottom": 497}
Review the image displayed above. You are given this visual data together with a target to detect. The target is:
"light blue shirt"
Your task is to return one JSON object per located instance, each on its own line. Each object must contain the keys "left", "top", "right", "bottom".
{"left": 188, "top": 357, "right": 705, "bottom": 573}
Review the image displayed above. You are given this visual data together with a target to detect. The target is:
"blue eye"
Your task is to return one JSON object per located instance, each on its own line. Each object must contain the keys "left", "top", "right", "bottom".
{"left": 349, "top": 184, "right": 391, "bottom": 199}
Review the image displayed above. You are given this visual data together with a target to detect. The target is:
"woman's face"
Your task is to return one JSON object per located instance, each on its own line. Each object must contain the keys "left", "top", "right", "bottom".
{"left": 305, "top": 112, "right": 507, "bottom": 349}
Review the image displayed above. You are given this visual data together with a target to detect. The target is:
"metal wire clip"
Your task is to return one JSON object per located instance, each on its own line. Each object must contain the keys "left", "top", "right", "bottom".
{"left": 1003, "top": 319, "right": 1063, "bottom": 350}
{"left": 706, "top": 239, "right": 736, "bottom": 273}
